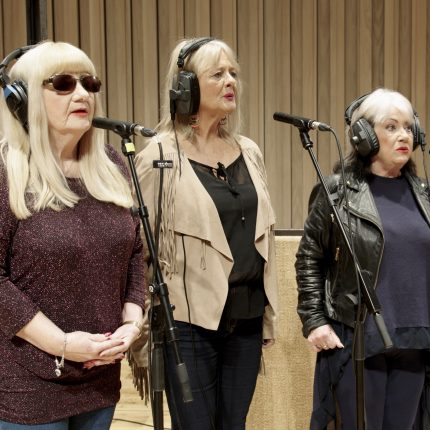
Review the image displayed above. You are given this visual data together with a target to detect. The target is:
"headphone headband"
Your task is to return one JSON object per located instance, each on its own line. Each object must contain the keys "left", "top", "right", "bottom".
{"left": 0, "top": 45, "right": 34, "bottom": 87}
{"left": 344, "top": 93, "right": 369, "bottom": 126}
{"left": 176, "top": 37, "right": 215, "bottom": 69}
{"left": 0, "top": 45, "right": 35, "bottom": 132}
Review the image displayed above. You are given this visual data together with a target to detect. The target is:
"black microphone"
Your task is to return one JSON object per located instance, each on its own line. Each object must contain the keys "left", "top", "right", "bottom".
{"left": 92, "top": 117, "right": 156, "bottom": 138}
{"left": 273, "top": 112, "right": 332, "bottom": 131}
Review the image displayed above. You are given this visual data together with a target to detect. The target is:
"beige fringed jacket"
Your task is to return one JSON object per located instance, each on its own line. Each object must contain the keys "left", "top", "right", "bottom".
{"left": 134, "top": 133, "right": 278, "bottom": 340}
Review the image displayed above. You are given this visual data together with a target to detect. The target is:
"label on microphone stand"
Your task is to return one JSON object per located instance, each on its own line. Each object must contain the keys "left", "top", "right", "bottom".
{"left": 153, "top": 160, "right": 173, "bottom": 169}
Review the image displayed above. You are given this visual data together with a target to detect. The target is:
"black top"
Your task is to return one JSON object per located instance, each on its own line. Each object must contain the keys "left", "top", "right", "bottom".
{"left": 189, "top": 153, "right": 266, "bottom": 323}
{"left": 365, "top": 174, "right": 430, "bottom": 355}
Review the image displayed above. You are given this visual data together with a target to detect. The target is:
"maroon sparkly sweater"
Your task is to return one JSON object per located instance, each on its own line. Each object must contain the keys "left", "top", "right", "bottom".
{"left": 0, "top": 146, "right": 146, "bottom": 424}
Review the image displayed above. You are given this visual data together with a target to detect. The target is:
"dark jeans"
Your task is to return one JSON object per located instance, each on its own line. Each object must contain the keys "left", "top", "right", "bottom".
{"left": 336, "top": 349, "right": 426, "bottom": 430}
{"left": 0, "top": 406, "right": 115, "bottom": 430}
{"left": 164, "top": 316, "right": 263, "bottom": 430}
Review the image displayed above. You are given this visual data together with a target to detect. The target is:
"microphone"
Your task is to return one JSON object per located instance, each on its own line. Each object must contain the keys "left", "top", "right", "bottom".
{"left": 273, "top": 112, "right": 332, "bottom": 131}
{"left": 92, "top": 117, "right": 156, "bottom": 138}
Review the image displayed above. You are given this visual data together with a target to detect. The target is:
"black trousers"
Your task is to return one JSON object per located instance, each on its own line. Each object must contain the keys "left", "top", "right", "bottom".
{"left": 164, "top": 317, "right": 263, "bottom": 430}
{"left": 336, "top": 349, "right": 426, "bottom": 430}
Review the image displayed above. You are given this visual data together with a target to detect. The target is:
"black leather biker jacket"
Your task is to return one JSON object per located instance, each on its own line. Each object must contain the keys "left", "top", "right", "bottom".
{"left": 295, "top": 171, "right": 430, "bottom": 338}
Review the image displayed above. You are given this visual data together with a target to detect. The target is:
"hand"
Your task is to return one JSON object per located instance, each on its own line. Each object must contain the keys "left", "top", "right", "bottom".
{"left": 262, "top": 339, "right": 275, "bottom": 349}
{"left": 307, "top": 324, "right": 344, "bottom": 353}
{"left": 15, "top": 312, "right": 125, "bottom": 368}
{"left": 65, "top": 331, "right": 125, "bottom": 364}
{"left": 83, "top": 303, "right": 144, "bottom": 369}
{"left": 104, "top": 323, "right": 141, "bottom": 353}
{"left": 83, "top": 323, "right": 141, "bottom": 369}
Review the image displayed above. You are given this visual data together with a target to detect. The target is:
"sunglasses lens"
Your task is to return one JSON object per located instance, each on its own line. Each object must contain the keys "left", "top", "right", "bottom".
{"left": 45, "top": 74, "right": 101, "bottom": 93}
{"left": 51, "top": 74, "right": 76, "bottom": 92}
{"left": 81, "top": 76, "right": 101, "bottom": 93}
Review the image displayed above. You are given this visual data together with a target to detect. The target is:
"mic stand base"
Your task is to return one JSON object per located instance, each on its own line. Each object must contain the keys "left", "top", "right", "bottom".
{"left": 150, "top": 306, "right": 165, "bottom": 430}
{"left": 354, "top": 316, "right": 366, "bottom": 430}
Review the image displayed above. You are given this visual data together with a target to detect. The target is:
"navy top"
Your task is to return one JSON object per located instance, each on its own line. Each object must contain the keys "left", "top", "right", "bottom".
{"left": 189, "top": 153, "right": 266, "bottom": 322}
{"left": 365, "top": 174, "right": 430, "bottom": 356}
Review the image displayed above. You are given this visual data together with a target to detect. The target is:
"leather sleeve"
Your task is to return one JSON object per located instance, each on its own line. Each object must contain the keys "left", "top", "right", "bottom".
{"left": 295, "top": 179, "right": 337, "bottom": 338}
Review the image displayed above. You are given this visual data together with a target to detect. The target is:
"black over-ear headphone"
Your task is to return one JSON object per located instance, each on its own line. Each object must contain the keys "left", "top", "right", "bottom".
{"left": 344, "top": 93, "right": 426, "bottom": 157}
{"left": 169, "top": 37, "right": 214, "bottom": 120}
{"left": 0, "top": 45, "right": 34, "bottom": 132}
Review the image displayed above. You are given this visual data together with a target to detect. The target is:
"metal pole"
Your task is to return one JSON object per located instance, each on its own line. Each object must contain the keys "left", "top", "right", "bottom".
{"left": 26, "top": 0, "right": 47, "bottom": 44}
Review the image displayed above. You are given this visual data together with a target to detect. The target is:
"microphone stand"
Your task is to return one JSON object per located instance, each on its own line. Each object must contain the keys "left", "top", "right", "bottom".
{"left": 118, "top": 132, "right": 193, "bottom": 430}
{"left": 296, "top": 127, "right": 393, "bottom": 430}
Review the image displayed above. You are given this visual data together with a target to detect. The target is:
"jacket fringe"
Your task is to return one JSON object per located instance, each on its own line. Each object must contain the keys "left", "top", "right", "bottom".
{"left": 154, "top": 151, "right": 178, "bottom": 277}
{"left": 242, "top": 147, "right": 274, "bottom": 210}
{"left": 127, "top": 349, "right": 149, "bottom": 404}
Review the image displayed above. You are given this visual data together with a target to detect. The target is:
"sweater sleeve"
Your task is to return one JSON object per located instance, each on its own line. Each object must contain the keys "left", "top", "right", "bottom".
{"left": 104, "top": 143, "right": 147, "bottom": 308}
{"left": 0, "top": 170, "right": 40, "bottom": 338}
{"left": 124, "top": 212, "right": 146, "bottom": 308}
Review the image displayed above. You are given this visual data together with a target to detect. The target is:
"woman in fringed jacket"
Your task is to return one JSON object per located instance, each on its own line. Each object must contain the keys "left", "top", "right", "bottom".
{"left": 132, "top": 37, "right": 278, "bottom": 430}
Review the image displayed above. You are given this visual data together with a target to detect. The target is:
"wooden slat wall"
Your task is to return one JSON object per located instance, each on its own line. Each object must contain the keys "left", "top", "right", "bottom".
{"left": 1, "top": 0, "right": 430, "bottom": 229}
{"left": 0, "top": 0, "right": 27, "bottom": 51}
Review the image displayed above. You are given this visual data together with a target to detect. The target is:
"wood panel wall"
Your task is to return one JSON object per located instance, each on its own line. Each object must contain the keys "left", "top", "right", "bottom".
{"left": 1, "top": 0, "right": 430, "bottom": 229}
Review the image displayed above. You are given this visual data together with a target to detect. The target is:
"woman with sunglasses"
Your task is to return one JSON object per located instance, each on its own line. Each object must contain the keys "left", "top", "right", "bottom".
{"left": 0, "top": 41, "right": 146, "bottom": 428}
{"left": 132, "top": 38, "right": 278, "bottom": 429}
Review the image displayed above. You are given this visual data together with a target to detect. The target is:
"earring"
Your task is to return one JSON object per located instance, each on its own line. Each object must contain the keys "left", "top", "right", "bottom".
{"left": 219, "top": 116, "right": 227, "bottom": 126}
{"left": 189, "top": 115, "right": 200, "bottom": 128}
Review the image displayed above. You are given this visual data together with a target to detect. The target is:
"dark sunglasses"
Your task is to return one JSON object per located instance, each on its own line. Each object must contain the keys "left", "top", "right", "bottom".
{"left": 42, "top": 74, "right": 102, "bottom": 93}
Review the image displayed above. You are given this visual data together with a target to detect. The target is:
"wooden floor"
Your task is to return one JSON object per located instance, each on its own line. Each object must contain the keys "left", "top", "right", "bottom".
{"left": 111, "top": 361, "right": 172, "bottom": 430}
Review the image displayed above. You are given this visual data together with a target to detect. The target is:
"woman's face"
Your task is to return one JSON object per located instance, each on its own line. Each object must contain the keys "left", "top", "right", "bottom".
{"left": 197, "top": 51, "right": 238, "bottom": 118}
{"left": 370, "top": 109, "right": 414, "bottom": 177}
{"left": 42, "top": 73, "right": 96, "bottom": 142}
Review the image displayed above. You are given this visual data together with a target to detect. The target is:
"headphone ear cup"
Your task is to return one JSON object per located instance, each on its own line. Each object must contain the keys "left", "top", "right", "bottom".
{"left": 350, "top": 118, "right": 380, "bottom": 157}
{"left": 3, "top": 79, "right": 28, "bottom": 131}
{"left": 170, "top": 70, "right": 200, "bottom": 117}
{"left": 412, "top": 115, "right": 425, "bottom": 151}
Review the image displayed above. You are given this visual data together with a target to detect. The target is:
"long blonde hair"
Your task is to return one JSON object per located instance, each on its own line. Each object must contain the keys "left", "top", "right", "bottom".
{"left": 0, "top": 41, "right": 133, "bottom": 219}
{"left": 156, "top": 38, "right": 242, "bottom": 142}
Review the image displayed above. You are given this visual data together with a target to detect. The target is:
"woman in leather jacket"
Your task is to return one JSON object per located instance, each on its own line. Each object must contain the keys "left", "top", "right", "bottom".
{"left": 296, "top": 88, "right": 430, "bottom": 429}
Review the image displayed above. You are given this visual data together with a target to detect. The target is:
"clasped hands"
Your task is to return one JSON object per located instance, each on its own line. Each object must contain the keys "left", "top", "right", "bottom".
{"left": 63, "top": 323, "right": 142, "bottom": 370}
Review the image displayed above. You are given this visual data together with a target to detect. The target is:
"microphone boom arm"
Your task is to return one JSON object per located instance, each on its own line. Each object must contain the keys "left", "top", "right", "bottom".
{"left": 92, "top": 116, "right": 156, "bottom": 139}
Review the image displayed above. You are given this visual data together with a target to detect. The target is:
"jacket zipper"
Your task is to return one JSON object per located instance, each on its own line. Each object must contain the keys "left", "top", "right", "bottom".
{"left": 342, "top": 205, "right": 385, "bottom": 291}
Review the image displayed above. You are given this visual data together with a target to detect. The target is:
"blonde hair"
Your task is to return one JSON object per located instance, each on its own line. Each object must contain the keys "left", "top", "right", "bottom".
{"left": 0, "top": 40, "right": 133, "bottom": 219}
{"left": 156, "top": 38, "right": 242, "bottom": 141}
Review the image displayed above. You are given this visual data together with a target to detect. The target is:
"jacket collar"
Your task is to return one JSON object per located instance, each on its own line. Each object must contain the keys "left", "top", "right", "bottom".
{"left": 173, "top": 137, "right": 275, "bottom": 261}
{"left": 174, "top": 156, "right": 233, "bottom": 260}
{"left": 341, "top": 172, "right": 430, "bottom": 228}
{"left": 404, "top": 171, "right": 430, "bottom": 225}
{"left": 342, "top": 176, "right": 382, "bottom": 228}
{"left": 237, "top": 137, "right": 276, "bottom": 242}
